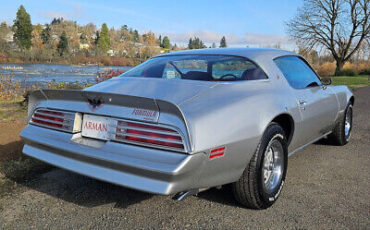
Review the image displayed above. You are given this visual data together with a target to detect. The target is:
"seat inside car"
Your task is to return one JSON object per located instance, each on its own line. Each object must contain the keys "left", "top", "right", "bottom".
{"left": 242, "top": 68, "right": 266, "bottom": 80}
{"left": 182, "top": 71, "right": 212, "bottom": 81}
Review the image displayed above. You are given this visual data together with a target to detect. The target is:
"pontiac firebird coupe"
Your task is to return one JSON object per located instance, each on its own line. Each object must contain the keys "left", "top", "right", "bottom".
{"left": 20, "top": 48, "right": 354, "bottom": 209}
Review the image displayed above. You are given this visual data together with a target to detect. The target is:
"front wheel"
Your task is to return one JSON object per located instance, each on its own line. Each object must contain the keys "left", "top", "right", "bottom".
{"left": 328, "top": 102, "right": 353, "bottom": 146}
{"left": 232, "top": 123, "right": 288, "bottom": 209}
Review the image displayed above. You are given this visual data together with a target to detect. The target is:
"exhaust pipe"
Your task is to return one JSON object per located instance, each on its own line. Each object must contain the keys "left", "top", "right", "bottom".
{"left": 173, "top": 187, "right": 214, "bottom": 201}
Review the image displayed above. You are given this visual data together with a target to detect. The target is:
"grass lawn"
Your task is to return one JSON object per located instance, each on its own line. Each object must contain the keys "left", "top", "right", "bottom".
{"left": 331, "top": 75, "right": 369, "bottom": 88}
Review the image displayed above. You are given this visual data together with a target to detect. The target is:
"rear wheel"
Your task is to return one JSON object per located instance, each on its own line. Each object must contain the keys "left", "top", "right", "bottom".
{"left": 329, "top": 102, "right": 353, "bottom": 146}
{"left": 232, "top": 123, "right": 288, "bottom": 209}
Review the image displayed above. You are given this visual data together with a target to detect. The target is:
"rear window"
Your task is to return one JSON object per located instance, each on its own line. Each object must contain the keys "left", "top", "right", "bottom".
{"left": 121, "top": 55, "right": 267, "bottom": 81}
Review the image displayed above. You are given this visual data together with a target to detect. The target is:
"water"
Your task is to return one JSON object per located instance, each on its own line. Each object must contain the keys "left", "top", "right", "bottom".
{"left": 0, "top": 63, "right": 132, "bottom": 86}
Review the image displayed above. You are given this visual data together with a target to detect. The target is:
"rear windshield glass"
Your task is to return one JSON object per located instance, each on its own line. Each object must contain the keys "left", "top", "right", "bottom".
{"left": 121, "top": 55, "right": 267, "bottom": 81}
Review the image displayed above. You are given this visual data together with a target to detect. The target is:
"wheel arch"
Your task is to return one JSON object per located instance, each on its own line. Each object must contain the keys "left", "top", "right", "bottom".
{"left": 349, "top": 96, "right": 355, "bottom": 105}
{"left": 270, "top": 113, "right": 295, "bottom": 146}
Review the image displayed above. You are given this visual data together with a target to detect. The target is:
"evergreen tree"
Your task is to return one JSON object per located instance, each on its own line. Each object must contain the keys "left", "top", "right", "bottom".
{"left": 51, "top": 17, "right": 63, "bottom": 25}
{"left": 94, "top": 31, "right": 100, "bottom": 45}
{"left": 57, "top": 31, "right": 68, "bottom": 56}
{"left": 220, "top": 36, "right": 227, "bottom": 48}
{"left": 211, "top": 42, "right": 216, "bottom": 48}
{"left": 133, "top": 29, "right": 139, "bottom": 42}
{"left": 41, "top": 24, "right": 51, "bottom": 44}
{"left": 188, "top": 37, "right": 206, "bottom": 49}
{"left": 13, "top": 5, "right": 33, "bottom": 50}
{"left": 162, "top": 36, "right": 170, "bottom": 49}
{"left": 158, "top": 35, "right": 162, "bottom": 47}
{"left": 97, "top": 23, "right": 110, "bottom": 52}
{"left": 188, "top": 38, "right": 193, "bottom": 49}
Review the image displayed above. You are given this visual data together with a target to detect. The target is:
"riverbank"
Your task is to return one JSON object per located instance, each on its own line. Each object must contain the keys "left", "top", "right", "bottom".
{"left": 1, "top": 55, "right": 139, "bottom": 67}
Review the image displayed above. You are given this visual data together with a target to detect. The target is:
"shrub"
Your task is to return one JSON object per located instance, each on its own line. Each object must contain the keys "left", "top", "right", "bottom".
{"left": 46, "top": 80, "right": 90, "bottom": 90}
{"left": 316, "top": 62, "right": 336, "bottom": 77}
{"left": 95, "top": 69, "right": 126, "bottom": 83}
{"left": 359, "top": 67, "right": 370, "bottom": 75}
{"left": 111, "top": 57, "right": 134, "bottom": 66}
{"left": 99, "top": 56, "right": 113, "bottom": 66}
{"left": 358, "top": 63, "right": 370, "bottom": 75}
{"left": 0, "top": 74, "right": 27, "bottom": 100}
{"left": 0, "top": 53, "right": 7, "bottom": 64}
{"left": 335, "top": 68, "right": 357, "bottom": 76}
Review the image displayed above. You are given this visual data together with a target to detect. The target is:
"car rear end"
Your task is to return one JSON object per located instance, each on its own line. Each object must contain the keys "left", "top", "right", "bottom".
{"left": 20, "top": 89, "right": 206, "bottom": 195}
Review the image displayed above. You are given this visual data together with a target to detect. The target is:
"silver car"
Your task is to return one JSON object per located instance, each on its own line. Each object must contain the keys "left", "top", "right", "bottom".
{"left": 20, "top": 48, "right": 354, "bottom": 209}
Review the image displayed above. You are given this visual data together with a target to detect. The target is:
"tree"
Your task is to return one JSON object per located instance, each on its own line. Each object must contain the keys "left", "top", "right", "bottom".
{"left": 220, "top": 36, "right": 227, "bottom": 48}
{"left": 0, "top": 22, "right": 11, "bottom": 40}
{"left": 57, "top": 31, "right": 68, "bottom": 56}
{"left": 32, "top": 24, "right": 43, "bottom": 49}
{"left": 188, "top": 37, "right": 206, "bottom": 49}
{"left": 211, "top": 42, "right": 217, "bottom": 48}
{"left": 41, "top": 24, "right": 51, "bottom": 44}
{"left": 13, "top": 5, "right": 33, "bottom": 50}
{"left": 94, "top": 31, "right": 100, "bottom": 45}
{"left": 162, "top": 36, "right": 170, "bottom": 49}
{"left": 97, "top": 23, "right": 110, "bottom": 52}
{"left": 158, "top": 35, "right": 162, "bottom": 46}
{"left": 287, "top": 0, "right": 370, "bottom": 75}
{"left": 133, "top": 29, "right": 139, "bottom": 42}
{"left": 51, "top": 17, "right": 63, "bottom": 25}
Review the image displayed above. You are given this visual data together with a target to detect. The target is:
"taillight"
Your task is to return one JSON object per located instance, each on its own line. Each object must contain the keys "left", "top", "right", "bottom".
{"left": 30, "top": 108, "right": 82, "bottom": 133}
{"left": 114, "top": 120, "right": 185, "bottom": 152}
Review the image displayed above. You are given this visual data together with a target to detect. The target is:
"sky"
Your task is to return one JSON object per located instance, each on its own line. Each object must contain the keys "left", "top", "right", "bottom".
{"left": 0, "top": 0, "right": 304, "bottom": 48}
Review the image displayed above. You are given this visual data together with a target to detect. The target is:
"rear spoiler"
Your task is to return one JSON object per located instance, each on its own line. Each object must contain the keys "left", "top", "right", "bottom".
{"left": 27, "top": 89, "right": 187, "bottom": 126}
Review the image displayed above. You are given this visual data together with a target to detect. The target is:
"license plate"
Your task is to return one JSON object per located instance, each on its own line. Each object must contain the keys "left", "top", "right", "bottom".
{"left": 82, "top": 114, "right": 113, "bottom": 140}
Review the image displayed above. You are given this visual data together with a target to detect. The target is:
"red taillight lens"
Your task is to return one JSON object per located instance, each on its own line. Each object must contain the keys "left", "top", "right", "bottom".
{"left": 30, "top": 109, "right": 81, "bottom": 133}
{"left": 115, "top": 120, "right": 185, "bottom": 151}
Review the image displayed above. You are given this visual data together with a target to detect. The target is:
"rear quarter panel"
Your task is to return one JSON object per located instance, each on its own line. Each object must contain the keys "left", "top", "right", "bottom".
{"left": 178, "top": 80, "right": 298, "bottom": 186}
{"left": 329, "top": 85, "right": 354, "bottom": 111}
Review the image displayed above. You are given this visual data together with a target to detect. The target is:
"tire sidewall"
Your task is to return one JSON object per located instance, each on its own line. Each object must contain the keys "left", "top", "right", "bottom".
{"left": 343, "top": 104, "right": 353, "bottom": 143}
{"left": 256, "top": 124, "right": 288, "bottom": 207}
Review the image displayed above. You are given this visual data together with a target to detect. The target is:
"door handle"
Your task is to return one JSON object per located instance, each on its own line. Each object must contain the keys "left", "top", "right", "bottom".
{"left": 298, "top": 100, "right": 307, "bottom": 105}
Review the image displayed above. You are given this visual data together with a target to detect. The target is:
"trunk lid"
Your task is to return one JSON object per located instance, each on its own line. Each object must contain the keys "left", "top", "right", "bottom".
{"left": 86, "top": 77, "right": 217, "bottom": 105}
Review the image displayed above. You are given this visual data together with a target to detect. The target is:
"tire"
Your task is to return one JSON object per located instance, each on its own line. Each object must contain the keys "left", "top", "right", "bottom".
{"left": 328, "top": 102, "right": 353, "bottom": 146}
{"left": 232, "top": 123, "right": 288, "bottom": 209}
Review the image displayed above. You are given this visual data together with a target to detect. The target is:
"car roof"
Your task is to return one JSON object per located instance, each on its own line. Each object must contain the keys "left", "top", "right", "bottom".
{"left": 156, "top": 48, "right": 297, "bottom": 61}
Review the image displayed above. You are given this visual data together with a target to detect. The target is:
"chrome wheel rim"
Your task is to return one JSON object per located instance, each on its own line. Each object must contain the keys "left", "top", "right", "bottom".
{"left": 345, "top": 106, "right": 352, "bottom": 138}
{"left": 262, "top": 138, "right": 284, "bottom": 193}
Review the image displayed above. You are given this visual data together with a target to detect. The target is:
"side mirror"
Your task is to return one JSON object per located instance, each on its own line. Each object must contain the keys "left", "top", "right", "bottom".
{"left": 320, "top": 77, "right": 332, "bottom": 86}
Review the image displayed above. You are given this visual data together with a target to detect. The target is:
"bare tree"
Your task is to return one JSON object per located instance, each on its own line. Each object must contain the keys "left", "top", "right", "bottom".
{"left": 287, "top": 0, "right": 369, "bottom": 75}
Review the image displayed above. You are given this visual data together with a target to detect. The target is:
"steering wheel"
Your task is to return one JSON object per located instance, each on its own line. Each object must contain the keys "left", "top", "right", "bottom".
{"left": 219, "top": 73, "right": 238, "bottom": 80}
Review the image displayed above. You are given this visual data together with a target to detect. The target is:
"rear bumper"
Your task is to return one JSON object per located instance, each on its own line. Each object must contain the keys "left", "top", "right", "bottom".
{"left": 20, "top": 124, "right": 206, "bottom": 195}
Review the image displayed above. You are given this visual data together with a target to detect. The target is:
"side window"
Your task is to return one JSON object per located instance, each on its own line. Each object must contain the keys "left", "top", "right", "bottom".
{"left": 274, "top": 56, "right": 321, "bottom": 89}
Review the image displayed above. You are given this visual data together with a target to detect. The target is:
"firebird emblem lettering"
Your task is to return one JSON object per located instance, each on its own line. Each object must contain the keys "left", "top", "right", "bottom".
{"left": 131, "top": 108, "right": 158, "bottom": 121}
{"left": 87, "top": 96, "right": 104, "bottom": 111}
{"left": 83, "top": 121, "right": 108, "bottom": 132}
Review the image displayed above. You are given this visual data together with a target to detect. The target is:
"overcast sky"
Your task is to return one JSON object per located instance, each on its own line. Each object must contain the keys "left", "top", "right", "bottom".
{"left": 0, "top": 0, "right": 303, "bottom": 48}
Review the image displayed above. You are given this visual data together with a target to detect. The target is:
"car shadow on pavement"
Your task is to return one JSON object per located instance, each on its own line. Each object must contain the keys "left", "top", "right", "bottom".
{"left": 1, "top": 142, "right": 241, "bottom": 209}
{"left": 313, "top": 137, "right": 337, "bottom": 146}
{"left": 2, "top": 158, "right": 153, "bottom": 209}
{"left": 196, "top": 186, "right": 242, "bottom": 208}
{"left": 7, "top": 165, "right": 243, "bottom": 209}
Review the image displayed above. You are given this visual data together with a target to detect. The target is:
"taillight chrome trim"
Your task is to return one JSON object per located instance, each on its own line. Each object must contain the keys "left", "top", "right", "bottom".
{"left": 34, "top": 110, "right": 74, "bottom": 121}
{"left": 113, "top": 119, "right": 187, "bottom": 153}
{"left": 30, "top": 108, "right": 82, "bottom": 133}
